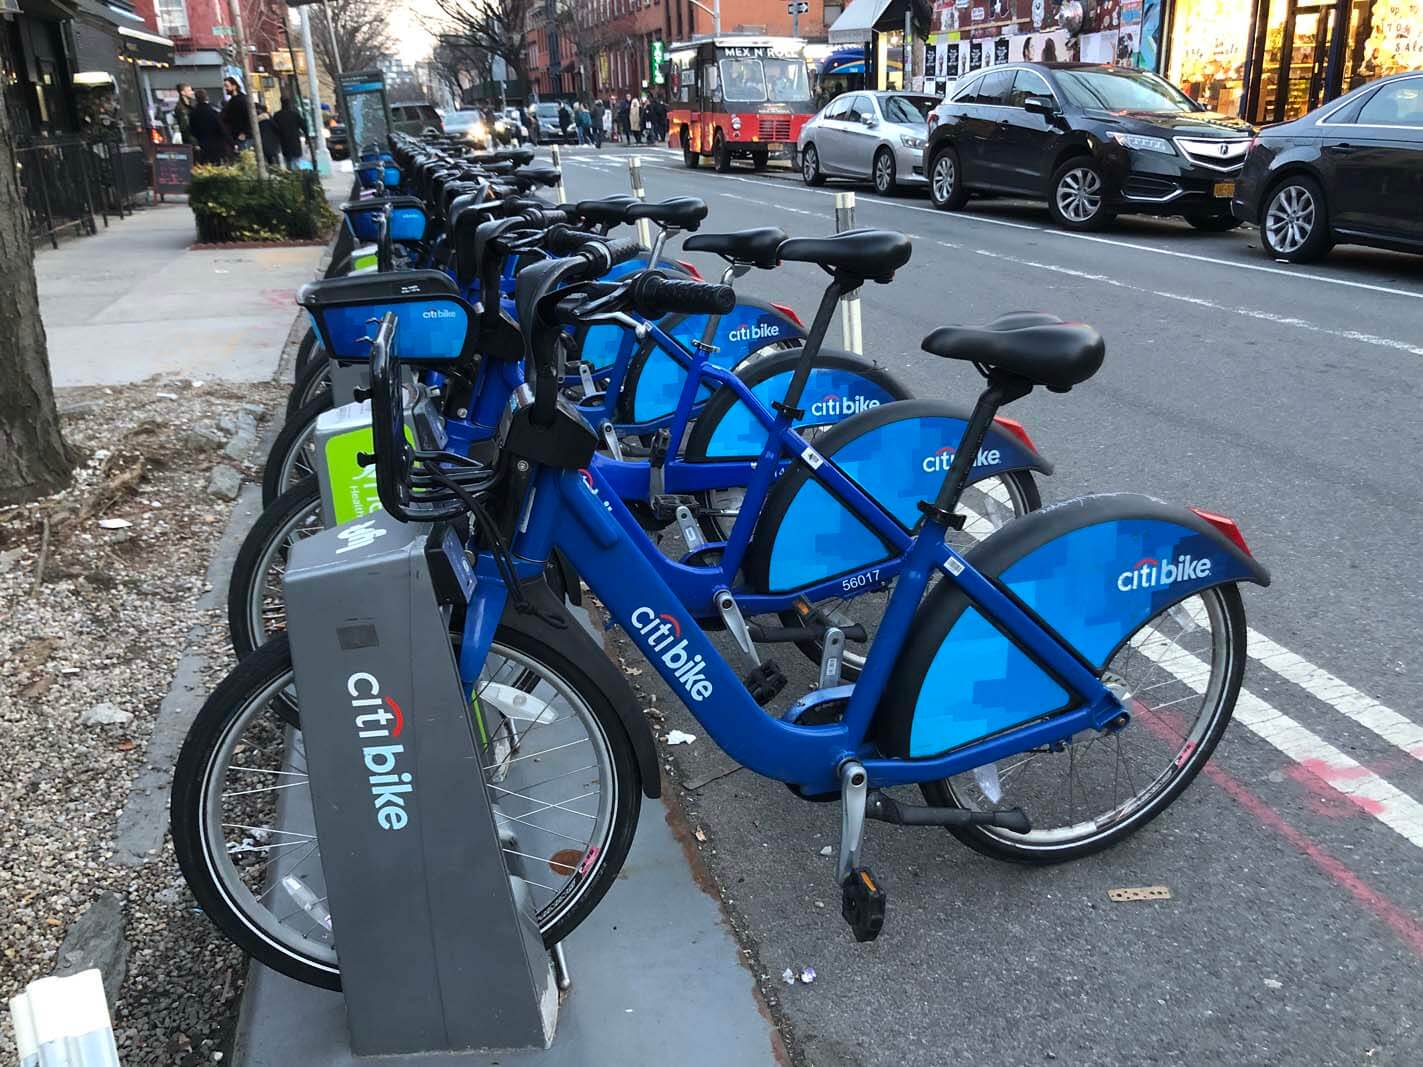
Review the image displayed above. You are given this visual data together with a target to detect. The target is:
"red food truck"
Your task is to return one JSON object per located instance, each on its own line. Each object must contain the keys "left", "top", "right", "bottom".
{"left": 667, "top": 36, "right": 815, "bottom": 171}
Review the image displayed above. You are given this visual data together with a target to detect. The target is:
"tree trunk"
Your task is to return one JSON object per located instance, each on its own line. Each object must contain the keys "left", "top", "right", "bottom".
{"left": 0, "top": 101, "right": 72, "bottom": 505}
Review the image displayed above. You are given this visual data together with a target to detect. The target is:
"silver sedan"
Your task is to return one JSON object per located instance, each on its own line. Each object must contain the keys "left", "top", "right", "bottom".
{"left": 797, "top": 91, "right": 935, "bottom": 195}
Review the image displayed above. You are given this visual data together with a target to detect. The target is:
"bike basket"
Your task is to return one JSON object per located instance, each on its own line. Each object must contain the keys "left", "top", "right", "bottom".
{"left": 342, "top": 197, "right": 427, "bottom": 243}
{"left": 298, "top": 269, "right": 475, "bottom": 363}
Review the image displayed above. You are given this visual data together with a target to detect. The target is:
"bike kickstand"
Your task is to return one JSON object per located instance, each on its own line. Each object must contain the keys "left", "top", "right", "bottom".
{"left": 551, "top": 941, "right": 572, "bottom": 992}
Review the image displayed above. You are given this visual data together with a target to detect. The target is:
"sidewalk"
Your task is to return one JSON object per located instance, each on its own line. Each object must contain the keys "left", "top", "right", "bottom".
{"left": 34, "top": 201, "right": 324, "bottom": 388}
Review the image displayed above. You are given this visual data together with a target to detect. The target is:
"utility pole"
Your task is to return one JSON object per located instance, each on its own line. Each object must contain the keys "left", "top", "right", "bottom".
{"left": 228, "top": 0, "right": 267, "bottom": 177}
{"left": 689, "top": 0, "right": 720, "bottom": 36}
{"left": 787, "top": 0, "right": 808, "bottom": 38}
{"left": 299, "top": 5, "right": 333, "bottom": 174}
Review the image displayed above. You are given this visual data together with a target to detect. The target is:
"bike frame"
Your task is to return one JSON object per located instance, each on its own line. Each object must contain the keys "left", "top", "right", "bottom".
{"left": 456, "top": 459, "right": 1124, "bottom": 797}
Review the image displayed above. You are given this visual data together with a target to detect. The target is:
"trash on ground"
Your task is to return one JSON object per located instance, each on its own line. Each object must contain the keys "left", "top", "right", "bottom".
{"left": 694, "top": 828, "right": 707, "bottom": 843}
{"left": 665, "top": 729, "right": 697, "bottom": 745}
{"left": 1263, "top": 978, "right": 1283, "bottom": 990}
{"left": 800, "top": 967, "right": 816, "bottom": 984}
{"left": 1107, "top": 885, "right": 1172, "bottom": 902}
{"left": 782, "top": 967, "right": 796, "bottom": 985}
{"left": 818, "top": 845, "right": 833, "bottom": 857}
{"left": 97, "top": 518, "right": 133, "bottom": 530}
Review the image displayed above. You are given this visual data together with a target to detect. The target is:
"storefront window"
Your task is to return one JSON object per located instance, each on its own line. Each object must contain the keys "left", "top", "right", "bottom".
{"left": 1165, "top": 0, "right": 1247, "bottom": 114}
{"left": 1345, "top": 0, "right": 1423, "bottom": 91}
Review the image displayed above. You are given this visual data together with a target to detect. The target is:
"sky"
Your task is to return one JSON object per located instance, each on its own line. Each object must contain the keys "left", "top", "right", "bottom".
{"left": 389, "top": 0, "right": 437, "bottom": 65}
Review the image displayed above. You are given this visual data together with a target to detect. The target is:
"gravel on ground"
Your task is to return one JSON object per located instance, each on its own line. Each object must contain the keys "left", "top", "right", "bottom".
{"left": 0, "top": 378, "right": 284, "bottom": 1064}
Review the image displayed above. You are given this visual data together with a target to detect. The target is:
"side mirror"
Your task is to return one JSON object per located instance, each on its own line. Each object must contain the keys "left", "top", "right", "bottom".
{"left": 861, "top": 112, "right": 878, "bottom": 127}
{"left": 1024, "top": 95, "right": 1057, "bottom": 118}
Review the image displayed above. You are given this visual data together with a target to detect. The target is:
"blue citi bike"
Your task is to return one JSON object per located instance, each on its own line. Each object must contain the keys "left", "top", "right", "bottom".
{"left": 173, "top": 230, "right": 1268, "bottom": 990}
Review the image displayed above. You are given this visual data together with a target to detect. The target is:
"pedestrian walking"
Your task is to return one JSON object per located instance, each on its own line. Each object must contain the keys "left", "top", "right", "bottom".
{"left": 575, "top": 102, "right": 592, "bottom": 145}
{"left": 601, "top": 99, "right": 613, "bottom": 145}
{"left": 629, "top": 94, "right": 643, "bottom": 145}
{"left": 220, "top": 76, "right": 254, "bottom": 157}
{"left": 558, "top": 99, "right": 572, "bottom": 142}
{"left": 255, "top": 100, "right": 281, "bottom": 167}
{"left": 617, "top": 94, "right": 631, "bottom": 144}
{"left": 172, "top": 83, "right": 195, "bottom": 144}
{"left": 527, "top": 100, "right": 541, "bottom": 144}
{"left": 590, "top": 98, "right": 605, "bottom": 148}
{"left": 273, "top": 96, "right": 305, "bottom": 168}
{"left": 188, "top": 89, "right": 229, "bottom": 165}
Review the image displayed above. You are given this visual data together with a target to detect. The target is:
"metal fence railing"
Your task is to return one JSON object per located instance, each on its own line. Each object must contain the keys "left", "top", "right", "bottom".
{"left": 16, "top": 136, "right": 153, "bottom": 249}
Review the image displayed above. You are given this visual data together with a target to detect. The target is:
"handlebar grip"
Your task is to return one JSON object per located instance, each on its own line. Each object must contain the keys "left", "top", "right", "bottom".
{"left": 631, "top": 273, "right": 736, "bottom": 318}
{"left": 524, "top": 206, "right": 569, "bottom": 227}
{"left": 544, "top": 223, "right": 607, "bottom": 254}
{"left": 602, "top": 237, "right": 643, "bottom": 268}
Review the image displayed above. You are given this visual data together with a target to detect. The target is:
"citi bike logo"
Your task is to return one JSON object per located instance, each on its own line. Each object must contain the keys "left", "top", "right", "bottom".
{"left": 1116, "top": 554, "right": 1213, "bottom": 592}
{"left": 348, "top": 672, "right": 415, "bottom": 830}
{"left": 335, "top": 518, "right": 387, "bottom": 554}
{"left": 580, "top": 469, "right": 613, "bottom": 513}
{"left": 921, "top": 443, "right": 1001, "bottom": 473}
{"left": 630, "top": 607, "right": 713, "bottom": 702}
{"left": 809, "top": 393, "right": 881, "bottom": 418}
{"left": 422, "top": 307, "right": 458, "bottom": 320}
{"left": 726, "top": 322, "right": 781, "bottom": 343}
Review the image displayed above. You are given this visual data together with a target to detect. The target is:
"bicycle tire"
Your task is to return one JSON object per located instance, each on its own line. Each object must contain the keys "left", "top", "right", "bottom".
{"left": 228, "top": 477, "right": 322, "bottom": 659}
{"left": 172, "top": 631, "right": 643, "bottom": 991}
{"left": 293, "top": 327, "right": 318, "bottom": 377}
{"left": 921, "top": 584, "right": 1246, "bottom": 864}
{"left": 285, "top": 351, "right": 330, "bottom": 421}
{"left": 262, "top": 393, "right": 330, "bottom": 508}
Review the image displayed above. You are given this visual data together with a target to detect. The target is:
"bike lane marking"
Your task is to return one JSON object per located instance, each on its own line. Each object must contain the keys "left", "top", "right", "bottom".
{"left": 677, "top": 171, "right": 1423, "bottom": 302}
{"left": 1134, "top": 625, "right": 1423, "bottom": 850}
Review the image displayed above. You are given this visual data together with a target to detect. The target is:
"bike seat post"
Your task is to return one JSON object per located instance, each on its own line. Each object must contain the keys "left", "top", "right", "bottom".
{"left": 929, "top": 374, "right": 1032, "bottom": 519}
{"left": 648, "top": 223, "right": 675, "bottom": 267}
{"left": 775, "top": 273, "right": 850, "bottom": 421}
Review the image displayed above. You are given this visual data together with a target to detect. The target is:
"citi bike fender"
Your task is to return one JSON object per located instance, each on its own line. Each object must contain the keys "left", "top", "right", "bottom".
{"left": 683, "top": 348, "right": 913, "bottom": 462}
{"left": 874, "top": 493, "right": 1271, "bottom": 764}
{"left": 746, "top": 398, "right": 1054, "bottom": 594}
{"left": 619, "top": 298, "right": 807, "bottom": 425}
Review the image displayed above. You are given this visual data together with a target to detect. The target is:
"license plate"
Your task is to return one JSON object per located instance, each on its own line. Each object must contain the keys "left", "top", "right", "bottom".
{"left": 1213, "top": 181, "right": 1236, "bottom": 198}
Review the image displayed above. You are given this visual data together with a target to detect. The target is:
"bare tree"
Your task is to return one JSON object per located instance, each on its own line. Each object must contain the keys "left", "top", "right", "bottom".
{"left": 427, "top": 0, "right": 535, "bottom": 92}
{"left": 430, "top": 35, "right": 494, "bottom": 105}
{"left": 0, "top": 90, "right": 71, "bottom": 504}
{"left": 311, "top": 0, "right": 395, "bottom": 82}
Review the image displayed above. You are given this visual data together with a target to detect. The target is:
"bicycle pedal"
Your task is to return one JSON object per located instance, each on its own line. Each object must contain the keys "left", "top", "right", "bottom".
{"left": 649, "top": 494, "right": 698, "bottom": 522}
{"left": 743, "top": 659, "right": 787, "bottom": 705}
{"left": 840, "top": 867, "right": 886, "bottom": 943}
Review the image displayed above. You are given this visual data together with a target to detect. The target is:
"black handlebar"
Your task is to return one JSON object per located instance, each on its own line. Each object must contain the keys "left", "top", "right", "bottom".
{"left": 630, "top": 272, "right": 735, "bottom": 318}
{"left": 543, "top": 223, "right": 607, "bottom": 255}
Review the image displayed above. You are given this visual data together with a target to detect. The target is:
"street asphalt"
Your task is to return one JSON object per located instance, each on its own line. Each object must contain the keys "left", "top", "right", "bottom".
{"left": 551, "top": 143, "right": 1423, "bottom": 1066}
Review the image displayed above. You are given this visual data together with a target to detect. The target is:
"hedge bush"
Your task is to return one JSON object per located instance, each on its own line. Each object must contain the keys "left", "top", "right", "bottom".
{"left": 188, "top": 156, "right": 337, "bottom": 243}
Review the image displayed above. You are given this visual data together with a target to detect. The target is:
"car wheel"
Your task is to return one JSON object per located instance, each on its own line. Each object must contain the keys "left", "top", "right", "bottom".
{"left": 801, "top": 143, "right": 825, "bottom": 186}
{"left": 928, "top": 146, "right": 968, "bottom": 210}
{"left": 1185, "top": 211, "right": 1243, "bottom": 232}
{"left": 1049, "top": 158, "right": 1116, "bottom": 231}
{"left": 682, "top": 127, "right": 700, "bottom": 169}
{"left": 713, "top": 133, "right": 733, "bottom": 172}
{"left": 1260, "top": 176, "right": 1332, "bottom": 262}
{"left": 872, "top": 147, "right": 897, "bottom": 195}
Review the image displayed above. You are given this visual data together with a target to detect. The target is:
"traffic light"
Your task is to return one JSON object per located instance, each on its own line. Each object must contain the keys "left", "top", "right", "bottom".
{"left": 649, "top": 39, "right": 666, "bottom": 86}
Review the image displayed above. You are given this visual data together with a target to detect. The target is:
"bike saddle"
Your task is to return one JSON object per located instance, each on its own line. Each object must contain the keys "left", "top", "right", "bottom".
{"left": 479, "top": 160, "right": 516, "bottom": 176}
{"left": 625, "top": 196, "right": 707, "bottom": 231}
{"left": 574, "top": 195, "right": 638, "bottom": 228}
{"left": 683, "top": 227, "right": 787, "bottom": 269}
{"left": 489, "top": 147, "right": 536, "bottom": 167}
{"left": 777, "top": 228, "right": 912, "bottom": 283}
{"left": 921, "top": 320, "right": 1104, "bottom": 393}
{"left": 514, "top": 164, "right": 563, "bottom": 189}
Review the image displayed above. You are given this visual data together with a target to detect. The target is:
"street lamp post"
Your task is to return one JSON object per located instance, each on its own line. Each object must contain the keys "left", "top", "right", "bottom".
{"left": 298, "top": 5, "right": 333, "bottom": 174}
{"left": 227, "top": 0, "right": 267, "bottom": 178}
{"left": 688, "top": 0, "right": 720, "bottom": 36}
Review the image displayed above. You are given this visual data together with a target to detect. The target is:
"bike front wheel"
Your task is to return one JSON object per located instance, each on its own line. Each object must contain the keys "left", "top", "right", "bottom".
{"left": 922, "top": 584, "right": 1246, "bottom": 864}
{"left": 171, "top": 632, "right": 642, "bottom": 990}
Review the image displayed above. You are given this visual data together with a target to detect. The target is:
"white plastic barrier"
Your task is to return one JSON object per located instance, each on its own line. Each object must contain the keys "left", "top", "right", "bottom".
{"left": 10, "top": 970, "right": 120, "bottom": 1067}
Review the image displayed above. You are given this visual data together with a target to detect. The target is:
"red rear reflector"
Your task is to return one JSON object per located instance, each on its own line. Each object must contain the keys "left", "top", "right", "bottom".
{"left": 1191, "top": 508, "right": 1252, "bottom": 556}
{"left": 992, "top": 416, "right": 1038, "bottom": 454}
{"left": 674, "top": 259, "right": 704, "bottom": 281}
{"left": 770, "top": 302, "right": 804, "bottom": 328}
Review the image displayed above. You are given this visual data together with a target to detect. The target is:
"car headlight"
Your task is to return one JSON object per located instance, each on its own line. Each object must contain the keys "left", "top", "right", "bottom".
{"left": 731, "top": 116, "right": 742, "bottom": 132}
{"left": 900, "top": 133, "right": 926, "bottom": 149}
{"left": 1107, "top": 131, "right": 1175, "bottom": 155}
{"left": 470, "top": 123, "right": 486, "bottom": 140}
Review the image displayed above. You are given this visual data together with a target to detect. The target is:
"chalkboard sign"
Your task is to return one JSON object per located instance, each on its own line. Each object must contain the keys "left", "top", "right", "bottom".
{"left": 153, "top": 145, "right": 193, "bottom": 196}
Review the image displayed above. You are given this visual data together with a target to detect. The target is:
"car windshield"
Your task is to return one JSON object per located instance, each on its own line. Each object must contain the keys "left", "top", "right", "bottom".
{"left": 535, "top": 103, "right": 559, "bottom": 116}
{"left": 1054, "top": 69, "right": 1197, "bottom": 113}
{"left": 882, "top": 94, "right": 934, "bottom": 123}
{"left": 443, "top": 112, "right": 481, "bottom": 129}
{"left": 718, "top": 56, "right": 809, "bottom": 103}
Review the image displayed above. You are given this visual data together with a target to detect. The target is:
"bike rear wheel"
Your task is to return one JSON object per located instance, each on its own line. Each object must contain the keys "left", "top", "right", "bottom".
{"left": 171, "top": 631, "right": 642, "bottom": 990}
{"left": 922, "top": 585, "right": 1245, "bottom": 863}
{"left": 262, "top": 394, "right": 330, "bottom": 507}
{"left": 228, "top": 478, "right": 323, "bottom": 658}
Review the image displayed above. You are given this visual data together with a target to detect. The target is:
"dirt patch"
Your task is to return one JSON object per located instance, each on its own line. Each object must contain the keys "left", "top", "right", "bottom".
{"left": 0, "top": 379, "right": 282, "bottom": 1064}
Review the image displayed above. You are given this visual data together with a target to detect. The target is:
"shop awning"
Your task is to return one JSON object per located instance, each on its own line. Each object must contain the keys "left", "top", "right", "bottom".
{"left": 119, "top": 24, "right": 175, "bottom": 67}
{"left": 828, "top": 0, "right": 892, "bottom": 44}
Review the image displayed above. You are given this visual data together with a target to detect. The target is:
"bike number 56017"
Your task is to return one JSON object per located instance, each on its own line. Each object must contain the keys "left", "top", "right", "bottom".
{"left": 841, "top": 568, "right": 881, "bottom": 593}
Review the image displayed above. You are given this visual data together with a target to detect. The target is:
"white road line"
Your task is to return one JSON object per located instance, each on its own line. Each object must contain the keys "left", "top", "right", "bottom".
{"left": 681, "top": 172, "right": 1423, "bottom": 301}
{"left": 1248, "top": 629, "right": 1423, "bottom": 760}
{"left": 718, "top": 191, "right": 822, "bottom": 218}
{"left": 969, "top": 248, "right": 1423, "bottom": 357}
{"left": 1134, "top": 624, "right": 1423, "bottom": 849}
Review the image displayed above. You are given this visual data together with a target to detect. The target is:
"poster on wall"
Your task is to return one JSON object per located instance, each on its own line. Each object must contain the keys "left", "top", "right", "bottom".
{"left": 1079, "top": 30, "right": 1119, "bottom": 62}
{"left": 1135, "top": 0, "right": 1162, "bottom": 69}
{"left": 969, "top": 40, "right": 984, "bottom": 69}
{"left": 1014, "top": 28, "right": 1070, "bottom": 61}
{"left": 925, "top": 40, "right": 939, "bottom": 79}
{"left": 994, "top": 37, "right": 1010, "bottom": 62}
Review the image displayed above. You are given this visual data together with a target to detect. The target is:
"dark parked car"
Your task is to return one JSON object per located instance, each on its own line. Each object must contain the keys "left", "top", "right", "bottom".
{"left": 326, "top": 123, "right": 348, "bottom": 161}
{"left": 1233, "top": 72, "right": 1423, "bottom": 262}
{"left": 923, "top": 63, "right": 1255, "bottom": 231}
{"left": 391, "top": 102, "right": 444, "bottom": 136}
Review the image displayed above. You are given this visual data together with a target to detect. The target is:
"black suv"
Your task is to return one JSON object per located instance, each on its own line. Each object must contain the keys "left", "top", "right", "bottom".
{"left": 923, "top": 63, "right": 1255, "bottom": 231}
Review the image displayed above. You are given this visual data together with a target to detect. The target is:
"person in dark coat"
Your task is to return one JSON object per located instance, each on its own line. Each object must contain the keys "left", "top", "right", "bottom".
{"left": 255, "top": 100, "right": 281, "bottom": 167}
{"left": 220, "top": 75, "right": 255, "bottom": 153}
{"left": 273, "top": 96, "right": 306, "bottom": 168}
{"left": 188, "top": 89, "right": 230, "bottom": 164}
{"left": 590, "top": 98, "right": 605, "bottom": 148}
